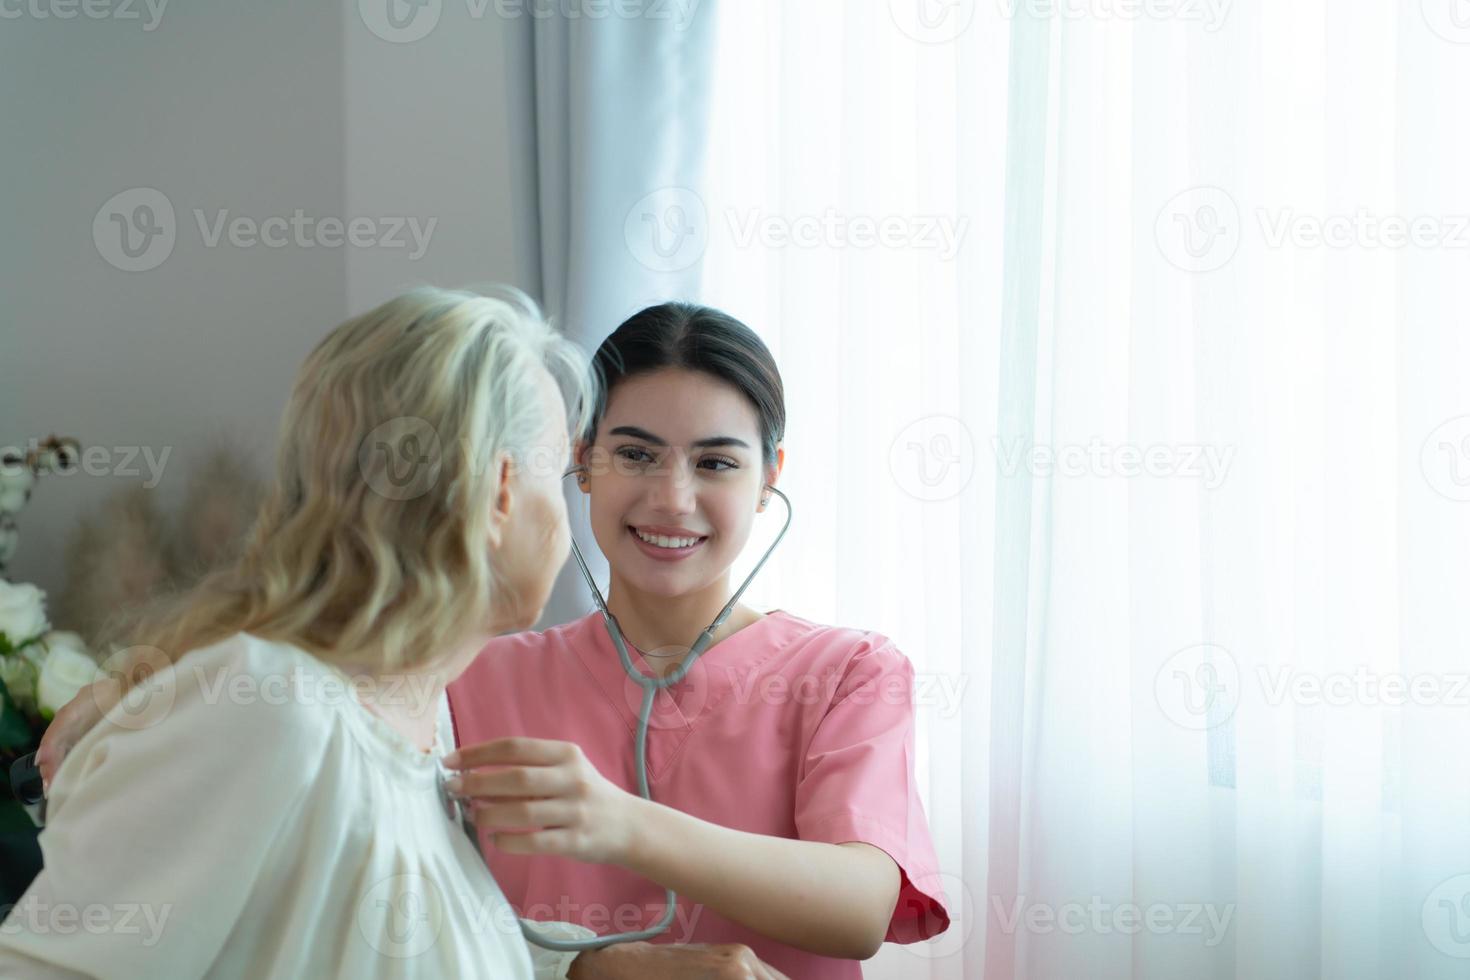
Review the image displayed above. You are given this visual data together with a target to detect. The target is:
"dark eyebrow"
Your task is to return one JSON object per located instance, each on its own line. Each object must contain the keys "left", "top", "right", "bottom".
{"left": 608, "top": 425, "right": 751, "bottom": 450}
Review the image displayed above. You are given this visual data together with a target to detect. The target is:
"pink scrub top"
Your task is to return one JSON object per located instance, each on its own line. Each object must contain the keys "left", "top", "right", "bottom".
{"left": 447, "top": 609, "right": 950, "bottom": 978}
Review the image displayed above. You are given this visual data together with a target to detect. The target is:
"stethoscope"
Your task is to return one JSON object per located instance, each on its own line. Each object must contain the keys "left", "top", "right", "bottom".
{"left": 496, "top": 464, "right": 793, "bottom": 952}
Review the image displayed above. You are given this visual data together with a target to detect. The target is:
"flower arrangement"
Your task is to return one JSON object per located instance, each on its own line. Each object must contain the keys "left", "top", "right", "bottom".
{"left": 0, "top": 437, "right": 264, "bottom": 832}
{"left": 0, "top": 437, "right": 99, "bottom": 810}
{"left": 0, "top": 584, "right": 100, "bottom": 751}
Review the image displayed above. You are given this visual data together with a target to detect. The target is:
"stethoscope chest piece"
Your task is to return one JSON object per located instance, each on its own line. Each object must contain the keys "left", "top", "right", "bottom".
{"left": 435, "top": 758, "right": 464, "bottom": 824}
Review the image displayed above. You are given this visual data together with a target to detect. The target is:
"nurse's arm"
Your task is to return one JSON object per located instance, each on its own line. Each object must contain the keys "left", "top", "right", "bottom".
{"left": 619, "top": 797, "right": 900, "bottom": 960}
{"left": 447, "top": 737, "right": 900, "bottom": 958}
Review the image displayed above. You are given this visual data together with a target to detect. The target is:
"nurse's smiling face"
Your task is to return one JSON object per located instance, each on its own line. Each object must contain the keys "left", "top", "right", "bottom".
{"left": 579, "top": 367, "right": 779, "bottom": 598}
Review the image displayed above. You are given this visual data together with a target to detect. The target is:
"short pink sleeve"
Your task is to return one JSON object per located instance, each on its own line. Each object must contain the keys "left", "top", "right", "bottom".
{"left": 793, "top": 634, "right": 951, "bottom": 944}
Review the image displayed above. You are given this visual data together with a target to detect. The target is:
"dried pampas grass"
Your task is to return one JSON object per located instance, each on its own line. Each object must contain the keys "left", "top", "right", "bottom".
{"left": 58, "top": 445, "right": 265, "bottom": 650}
{"left": 171, "top": 450, "right": 264, "bottom": 581}
{"left": 57, "top": 486, "right": 174, "bottom": 645}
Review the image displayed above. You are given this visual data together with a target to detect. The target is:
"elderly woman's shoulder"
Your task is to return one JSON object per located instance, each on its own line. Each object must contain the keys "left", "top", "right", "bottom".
{"left": 136, "top": 632, "right": 350, "bottom": 742}
{"left": 174, "top": 631, "right": 339, "bottom": 685}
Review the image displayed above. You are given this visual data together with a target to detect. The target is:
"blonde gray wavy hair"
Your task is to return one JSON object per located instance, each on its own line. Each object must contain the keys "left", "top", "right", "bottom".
{"left": 119, "top": 286, "right": 589, "bottom": 675}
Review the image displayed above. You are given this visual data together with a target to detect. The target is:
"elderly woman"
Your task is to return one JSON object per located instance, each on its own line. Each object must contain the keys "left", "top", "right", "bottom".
{"left": 2, "top": 287, "right": 590, "bottom": 978}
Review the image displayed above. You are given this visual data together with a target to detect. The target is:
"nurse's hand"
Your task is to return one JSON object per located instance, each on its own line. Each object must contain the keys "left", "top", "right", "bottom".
{"left": 568, "top": 941, "right": 792, "bottom": 980}
{"left": 443, "top": 736, "right": 640, "bottom": 865}
{"left": 36, "top": 678, "right": 119, "bottom": 793}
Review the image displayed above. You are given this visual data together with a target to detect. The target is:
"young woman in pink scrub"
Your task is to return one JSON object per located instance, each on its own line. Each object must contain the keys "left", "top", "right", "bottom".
{"left": 443, "top": 302, "right": 950, "bottom": 980}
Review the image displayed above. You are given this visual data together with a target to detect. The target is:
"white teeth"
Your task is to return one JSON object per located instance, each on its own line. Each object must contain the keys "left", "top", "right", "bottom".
{"left": 634, "top": 529, "right": 701, "bottom": 549}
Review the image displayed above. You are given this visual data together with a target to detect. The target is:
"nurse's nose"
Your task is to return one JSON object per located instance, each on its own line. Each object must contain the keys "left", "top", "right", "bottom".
{"left": 647, "top": 455, "right": 697, "bottom": 515}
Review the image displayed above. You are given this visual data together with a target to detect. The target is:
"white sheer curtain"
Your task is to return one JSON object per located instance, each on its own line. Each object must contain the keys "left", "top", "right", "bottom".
{"left": 513, "top": 6, "right": 724, "bottom": 629}
{"left": 694, "top": 2, "right": 1470, "bottom": 978}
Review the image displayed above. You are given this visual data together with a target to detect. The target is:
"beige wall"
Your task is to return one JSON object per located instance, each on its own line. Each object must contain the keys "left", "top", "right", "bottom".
{"left": 1, "top": 1, "right": 538, "bottom": 608}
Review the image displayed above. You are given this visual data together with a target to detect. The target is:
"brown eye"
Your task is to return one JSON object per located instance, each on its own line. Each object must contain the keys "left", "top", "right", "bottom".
{"left": 616, "top": 446, "right": 656, "bottom": 465}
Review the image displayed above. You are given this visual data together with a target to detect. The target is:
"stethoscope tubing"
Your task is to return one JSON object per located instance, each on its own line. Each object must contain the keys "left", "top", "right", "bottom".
{"left": 515, "top": 470, "right": 792, "bottom": 952}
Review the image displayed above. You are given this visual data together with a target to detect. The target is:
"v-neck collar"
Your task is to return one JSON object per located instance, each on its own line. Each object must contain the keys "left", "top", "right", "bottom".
{"left": 568, "top": 608, "right": 813, "bottom": 785}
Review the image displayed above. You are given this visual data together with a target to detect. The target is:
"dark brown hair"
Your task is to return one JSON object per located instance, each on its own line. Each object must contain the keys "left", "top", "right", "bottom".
{"left": 586, "top": 303, "right": 786, "bottom": 470}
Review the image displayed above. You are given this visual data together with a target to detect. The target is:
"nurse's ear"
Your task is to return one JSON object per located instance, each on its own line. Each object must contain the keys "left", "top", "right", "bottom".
{"left": 572, "top": 438, "right": 593, "bottom": 496}
{"left": 758, "top": 443, "right": 785, "bottom": 512}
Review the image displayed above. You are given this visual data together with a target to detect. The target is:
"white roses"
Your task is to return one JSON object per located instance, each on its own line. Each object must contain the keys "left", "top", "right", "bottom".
{"left": 36, "top": 632, "right": 101, "bottom": 718}
{"left": 0, "top": 582, "right": 100, "bottom": 720}
{"left": 0, "top": 581, "right": 49, "bottom": 646}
